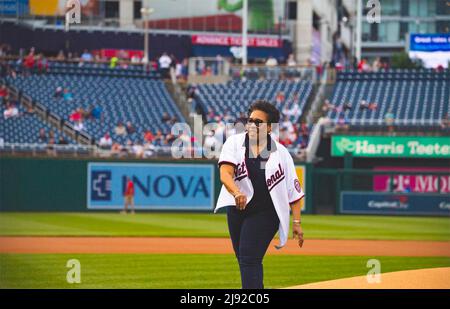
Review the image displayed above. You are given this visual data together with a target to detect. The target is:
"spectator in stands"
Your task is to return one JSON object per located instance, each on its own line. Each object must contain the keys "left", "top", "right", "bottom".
{"left": 74, "top": 120, "right": 84, "bottom": 132}
{"left": 111, "top": 142, "right": 122, "bottom": 156}
{"left": 0, "top": 85, "right": 8, "bottom": 102}
{"left": 24, "top": 105, "right": 35, "bottom": 116}
{"left": 48, "top": 129, "right": 55, "bottom": 140}
{"left": 186, "top": 84, "right": 198, "bottom": 103}
{"left": 110, "top": 56, "right": 119, "bottom": 69}
{"left": 88, "top": 105, "right": 103, "bottom": 121}
{"left": 131, "top": 54, "right": 141, "bottom": 64}
{"left": 3, "top": 102, "right": 19, "bottom": 119}
{"left": 47, "top": 137, "right": 56, "bottom": 156}
{"left": 56, "top": 50, "right": 66, "bottom": 61}
{"left": 58, "top": 136, "right": 68, "bottom": 145}
{"left": 275, "top": 91, "right": 285, "bottom": 105}
{"left": 196, "top": 57, "right": 206, "bottom": 75}
{"left": 144, "top": 130, "right": 154, "bottom": 143}
{"left": 54, "top": 86, "right": 63, "bottom": 99}
{"left": 180, "top": 58, "right": 189, "bottom": 81}
{"left": 279, "top": 127, "right": 293, "bottom": 147}
{"left": 23, "top": 50, "right": 35, "bottom": 74}
{"left": 38, "top": 128, "right": 47, "bottom": 143}
{"left": 126, "top": 121, "right": 136, "bottom": 135}
{"left": 436, "top": 64, "right": 444, "bottom": 73}
{"left": 282, "top": 102, "right": 301, "bottom": 121}
{"left": 357, "top": 58, "right": 371, "bottom": 72}
{"left": 69, "top": 109, "right": 82, "bottom": 122}
{"left": 169, "top": 115, "right": 179, "bottom": 125}
{"left": 343, "top": 102, "right": 352, "bottom": 111}
{"left": 223, "top": 109, "right": 235, "bottom": 123}
{"left": 287, "top": 53, "right": 297, "bottom": 66}
{"left": 336, "top": 115, "right": 349, "bottom": 132}
{"left": 153, "top": 130, "right": 164, "bottom": 146}
{"left": 144, "top": 142, "right": 156, "bottom": 158}
{"left": 368, "top": 102, "right": 378, "bottom": 111}
{"left": 169, "top": 54, "right": 177, "bottom": 82}
{"left": 236, "top": 112, "right": 247, "bottom": 125}
{"left": 132, "top": 142, "right": 145, "bottom": 159}
{"left": 300, "top": 123, "right": 309, "bottom": 144}
{"left": 206, "top": 107, "right": 216, "bottom": 123}
{"left": 159, "top": 52, "right": 172, "bottom": 79}
{"left": 359, "top": 100, "right": 369, "bottom": 111}
{"left": 162, "top": 112, "right": 171, "bottom": 123}
{"left": 120, "top": 140, "right": 132, "bottom": 156}
{"left": 321, "top": 99, "right": 335, "bottom": 113}
{"left": 81, "top": 49, "right": 93, "bottom": 62}
{"left": 266, "top": 55, "right": 278, "bottom": 67}
{"left": 63, "top": 88, "right": 73, "bottom": 101}
{"left": 372, "top": 57, "right": 382, "bottom": 72}
{"left": 37, "top": 54, "right": 49, "bottom": 74}
{"left": 99, "top": 133, "right": 113, "bottom": 149}
{"left": 115, "top": 122, "right": 127, "bottom": 136}
{"left": 265, "top": 55, "right": 279, "bottom": 79}
{"left": 280, "top": 115, "right": 295, "bottom": 134}
{"left": 384, "top": 109, "right": 395, "bottom": 135}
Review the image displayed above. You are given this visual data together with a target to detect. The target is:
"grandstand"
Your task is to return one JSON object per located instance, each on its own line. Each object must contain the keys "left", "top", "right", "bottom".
{"left": 1, "top": 104, "right": 75, "bottom": 144}
{"left": 327, "top": 70, "right": 450, "bottom": 130}
{"left": 4, "top": 63, "right": 185, "bottom": 146}
{"left": 195, "top": 79, "right": 313, "bottom": 124}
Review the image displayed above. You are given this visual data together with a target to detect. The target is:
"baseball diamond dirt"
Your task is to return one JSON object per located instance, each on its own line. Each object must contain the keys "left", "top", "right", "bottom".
{"left": 1, "top": 237, "right": 450, "bottom": 257}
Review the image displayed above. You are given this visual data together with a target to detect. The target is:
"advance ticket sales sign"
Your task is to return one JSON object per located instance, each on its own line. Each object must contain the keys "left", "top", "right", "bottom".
{"left": 331, "top": 136, "right": 450, "bottom": 159}
{"left": 87, "top": 162, "right": 214, "bottom": 210}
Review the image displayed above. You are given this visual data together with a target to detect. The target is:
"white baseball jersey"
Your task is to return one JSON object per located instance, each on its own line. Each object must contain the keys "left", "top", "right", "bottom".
{"left": 215, "top": 132, "right": 305, "bottom": 249}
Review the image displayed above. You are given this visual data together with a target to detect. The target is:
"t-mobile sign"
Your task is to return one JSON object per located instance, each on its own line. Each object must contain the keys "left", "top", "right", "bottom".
{"left": 373, "top": 167, "right": 450, "bottom": 194}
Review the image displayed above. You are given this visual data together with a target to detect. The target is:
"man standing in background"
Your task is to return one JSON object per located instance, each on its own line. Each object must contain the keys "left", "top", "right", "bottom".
{"left": 122, "top": 177, "right": 135, "bottom": 214}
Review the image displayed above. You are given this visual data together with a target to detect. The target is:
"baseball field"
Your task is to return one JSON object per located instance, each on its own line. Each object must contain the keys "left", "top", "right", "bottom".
{"left": 0, "top": 212, "right": 449, "bottom": 289}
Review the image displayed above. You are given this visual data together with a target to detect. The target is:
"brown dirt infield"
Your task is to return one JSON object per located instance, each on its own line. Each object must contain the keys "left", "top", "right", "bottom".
{"left": 0, "top": 237, "right": 449, "bottom": 256}
{"left": 285, "top": 267, "right": 450, "bottom": 289}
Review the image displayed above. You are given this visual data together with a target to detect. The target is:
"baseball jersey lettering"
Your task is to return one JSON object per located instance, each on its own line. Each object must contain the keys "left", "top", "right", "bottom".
{"left": 266, "top": 163, "right": 285, "bottom": 191}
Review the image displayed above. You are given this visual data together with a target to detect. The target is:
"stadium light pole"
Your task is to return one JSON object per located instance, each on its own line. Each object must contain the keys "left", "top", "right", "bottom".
{"left": 355, "top": 0, "right": 362, "bottom": 63}
{"left": 141, "top": 7, "right": 155, "bottom": 63}
{"left": 242, "top": 0, "right": 248, "bottom": 66}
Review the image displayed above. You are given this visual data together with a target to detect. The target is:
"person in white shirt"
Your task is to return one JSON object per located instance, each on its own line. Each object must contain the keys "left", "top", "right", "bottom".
{"left": 216, "top": 100, "right": 304, "bottom": 289}
{"left": 3, "top": 104, "right": 19, "bottom": 119}
{"left": 99, "top": 133, "right": 113, "bottom": 149}
{"left": 158, "top": 52, "right": 172, "bottom": 79}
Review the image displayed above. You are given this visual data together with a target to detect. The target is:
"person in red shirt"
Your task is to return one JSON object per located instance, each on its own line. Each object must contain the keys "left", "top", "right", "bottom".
{"left": 122, "top": 177, "right": 135, "bottom": 214}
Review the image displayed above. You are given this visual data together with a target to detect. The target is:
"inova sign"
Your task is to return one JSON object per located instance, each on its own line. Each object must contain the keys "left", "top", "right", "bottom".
{"left": 331, "top": 136, "right": 450, "bottom": 158}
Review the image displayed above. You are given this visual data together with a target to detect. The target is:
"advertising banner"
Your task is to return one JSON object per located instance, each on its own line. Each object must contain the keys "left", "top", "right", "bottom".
{"left": 340, "top": 191, "right": 450, "bottom": 216}
{"left": 87, "top": 162, "right": 214, "bottom": 210}
{"left": 331, "top": 136, "right": 450, "bottom": 158}
{"left": 373, "top": 167, "right": 450, "bottom": 194}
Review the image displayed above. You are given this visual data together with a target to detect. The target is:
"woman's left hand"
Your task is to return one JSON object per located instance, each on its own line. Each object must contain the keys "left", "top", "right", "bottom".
{"left": 293, "top": 225, "right": 304, "bottom": 248}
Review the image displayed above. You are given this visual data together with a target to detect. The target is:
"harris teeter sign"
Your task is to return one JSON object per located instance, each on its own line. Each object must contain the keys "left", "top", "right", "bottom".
{"left": 331, "top": 136, "right": 450, "bottom": 158}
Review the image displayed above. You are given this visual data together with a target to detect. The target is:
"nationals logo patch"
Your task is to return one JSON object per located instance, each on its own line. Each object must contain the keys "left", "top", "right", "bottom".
{"left": 294, "top": 179, "right": 302, "bottom": 193}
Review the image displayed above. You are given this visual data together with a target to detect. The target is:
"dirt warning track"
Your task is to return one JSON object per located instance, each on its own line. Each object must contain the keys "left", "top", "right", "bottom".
{"left": 0, "top": 237, "right": 449, "bottom": 256}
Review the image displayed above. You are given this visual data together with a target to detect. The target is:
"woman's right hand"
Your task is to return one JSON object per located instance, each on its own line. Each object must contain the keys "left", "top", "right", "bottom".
{"left": 234, "top": 192, "right": 247, "bottom": 210}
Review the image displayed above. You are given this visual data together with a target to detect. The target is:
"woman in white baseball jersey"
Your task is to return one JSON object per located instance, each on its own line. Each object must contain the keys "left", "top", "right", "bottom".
{"left": 216, "top": 100, "right": 304, "bottom": 289}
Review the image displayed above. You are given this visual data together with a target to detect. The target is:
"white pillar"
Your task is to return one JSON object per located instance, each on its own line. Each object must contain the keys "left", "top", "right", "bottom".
{"left": 295, "top": 0, "right": 313, "bottom": 65}
{"left": 120, "top": 0, "right": 134, "bottom": 28}
{"left": 355, "top": 0, "right": 362, "bottom": 62}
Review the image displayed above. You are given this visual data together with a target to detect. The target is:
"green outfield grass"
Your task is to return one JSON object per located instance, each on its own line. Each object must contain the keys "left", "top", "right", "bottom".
{"left": 1, "top": 254, "right": 449, "bottom": 289}
{"left": 0, "top": 212, "right": 449, "bottom": 240}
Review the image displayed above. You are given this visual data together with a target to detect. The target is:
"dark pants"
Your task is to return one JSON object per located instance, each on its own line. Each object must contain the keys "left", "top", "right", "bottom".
{"left": 227, "top": 206, "right": 280, "bottom": 289}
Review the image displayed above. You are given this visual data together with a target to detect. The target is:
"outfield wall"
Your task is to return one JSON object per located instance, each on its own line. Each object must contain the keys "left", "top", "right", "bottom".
{"left": 0, "top": 156, "right": 313, "bottom": 213}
